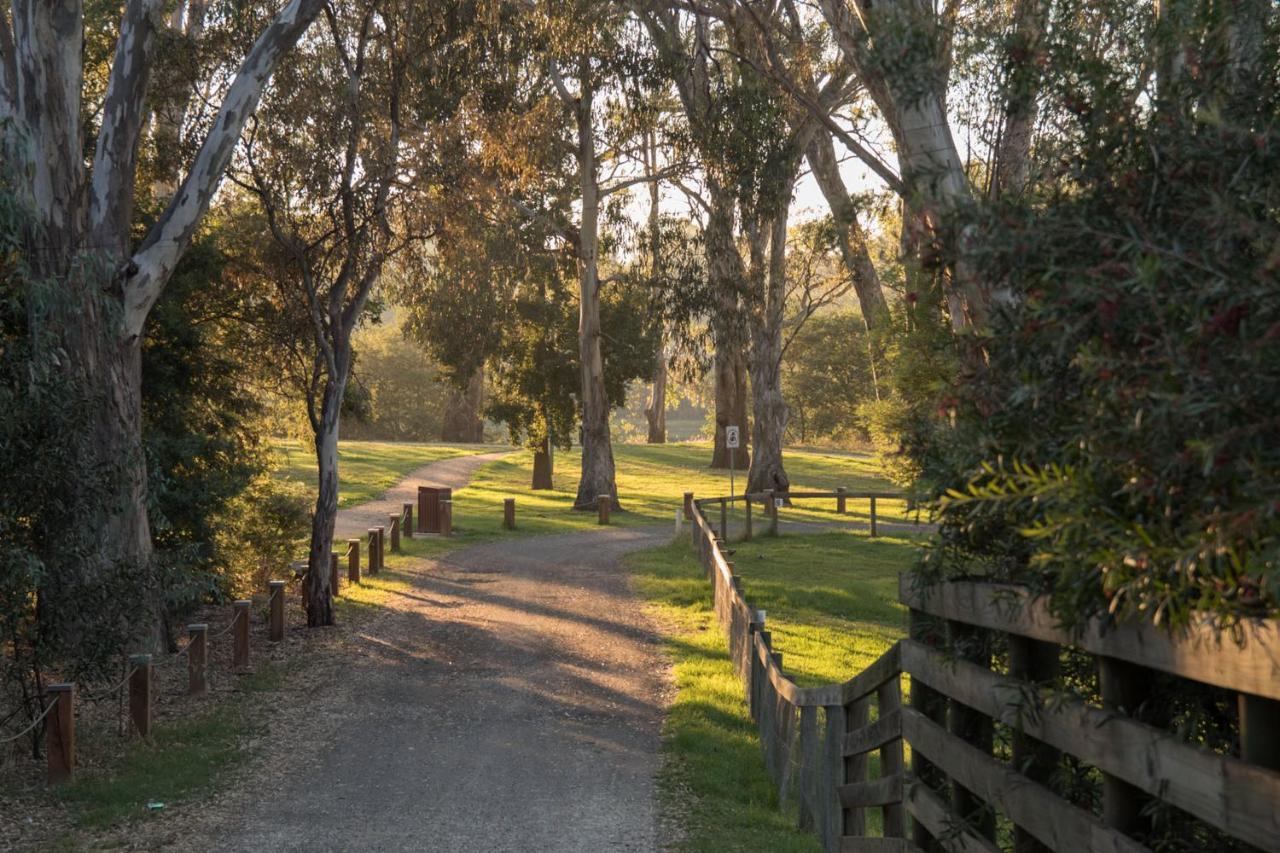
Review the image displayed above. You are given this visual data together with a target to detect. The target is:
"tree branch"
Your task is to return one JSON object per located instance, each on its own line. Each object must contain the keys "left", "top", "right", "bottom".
{"left": 124, "top": 0, "right": 326, "bottom": 341}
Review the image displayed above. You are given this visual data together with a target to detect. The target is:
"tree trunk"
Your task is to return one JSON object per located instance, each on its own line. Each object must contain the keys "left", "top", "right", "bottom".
{"left": 705, "top": 179, "right": 751, "bottom": 469}
{"left": 710, "top": 349, "right": 750, "bottom": 469}
{"left": 990, "top": 0, "right": 1049, "bottom": 200}
{"left": 805, "top": 131, "right": 889, "bottom": 329}
{"left": 306, "top": 379, "right": 343, "bottom": 627}
{"left": 570, "top": 71, "right": 620, "bottom": 511}
{"left": 644, "top": 349, "right": 667, "bottom": 444}
{"left": 441, "top": 366, "right": 484, "bottom": 442}
{"left": 532, "top": 434, "right": 554, "bottom": 490}
{"left": 746, "top": 209, "right": 791, "bottom": 496}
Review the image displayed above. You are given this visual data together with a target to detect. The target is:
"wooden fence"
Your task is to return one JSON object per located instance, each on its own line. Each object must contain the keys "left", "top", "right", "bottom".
{"left": 687, "top": 492, "right": 1280, "bottom": 853}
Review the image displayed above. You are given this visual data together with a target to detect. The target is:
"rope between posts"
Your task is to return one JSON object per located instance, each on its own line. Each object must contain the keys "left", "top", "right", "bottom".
{"left": 82, "top": 665, "right": 140, "bottom": 702}
{"left": 151, "top": 635, "right": 196, "bottom": 669}
{"left": 0, "top": 698, "right": 58, "bottom": 744}
{"left": 345, "top": 542, "right": 356, "bottom": 558}
{"left": 211, "top": 615, "right": 240, "bottom": 638}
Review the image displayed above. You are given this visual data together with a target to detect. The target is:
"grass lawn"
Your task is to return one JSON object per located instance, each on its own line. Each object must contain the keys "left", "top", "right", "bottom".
{"left": 271, "top": 439, "right": 489, "bottom": 508}
{"left": 626, "top": 526, "right": 917, "bottom": 848}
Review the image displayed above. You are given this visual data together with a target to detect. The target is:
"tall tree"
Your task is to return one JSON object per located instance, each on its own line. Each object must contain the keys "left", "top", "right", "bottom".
{"left": 0, "top": 0, "right": 324, "bottom": 621}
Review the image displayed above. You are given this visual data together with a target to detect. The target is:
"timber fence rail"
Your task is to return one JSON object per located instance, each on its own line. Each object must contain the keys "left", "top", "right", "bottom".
{"left": 686, "top": 493, "right": 1280, "bottom": 853}
{"left": 700, "top": 488, "right": 919, "bottom": 541}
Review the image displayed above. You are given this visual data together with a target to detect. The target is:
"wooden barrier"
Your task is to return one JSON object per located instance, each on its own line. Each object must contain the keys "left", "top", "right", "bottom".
{"left": 686, "top": 493, "right": 1280, "bottom": 853}
{"left": 232, "top": 601, "right": 250, "bottom": 669}
{"left": 375, "top": 526, "right": 386, "bottom": 569}
{"left": 347, "top": 538, "right": 361, "bottom": 584}
{"left": 366, "top": 529, "right": 380, "bottom": 575}
{"left": 389, "top": 514, "right": 400, "bottom": 553}
{"left": 45, "top": 684, "right": 74, "bottom": 783}
{"left": 597, "top": 495, "right": 610, "bottom": 525}
{"left": 128, "top": 655, "right": 152, "bottom": 736}
{"left": 440, "top": 500, "right": 452, "bottom": 537}
{"left": 268, "top": 580, "right": 286, "bottom": 641}
{"left": 187, "top": 623, "right": 208, "bottom": 695}
{"left": 402, "top": 502, "right": 414, "bottom": 540}
{"left": 504, "top": 498, "right": 516, "bottom": 530}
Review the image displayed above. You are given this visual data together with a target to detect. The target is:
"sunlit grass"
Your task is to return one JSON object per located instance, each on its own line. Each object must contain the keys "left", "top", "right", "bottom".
{"left": 626, "top": 523, "right": 915, "bottom": 848}
{"left": 270, "top": 439, "right": 489, "bottom": 507}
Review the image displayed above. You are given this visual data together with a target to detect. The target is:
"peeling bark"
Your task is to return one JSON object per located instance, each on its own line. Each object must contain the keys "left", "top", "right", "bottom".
{"left": 745, "top": 207, "right": 791, "bottom": 496}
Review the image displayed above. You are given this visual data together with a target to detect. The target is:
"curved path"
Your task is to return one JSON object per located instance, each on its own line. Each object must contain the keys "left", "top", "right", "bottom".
{"left": 224, "top": 451, "right": 672, "bottom": 852}
{"left": 332, "top": 449, "right": 513, "bottom": 541}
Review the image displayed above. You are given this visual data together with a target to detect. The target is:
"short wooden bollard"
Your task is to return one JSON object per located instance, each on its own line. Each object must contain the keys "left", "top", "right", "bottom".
{"left": 870, "top": 496, "right": 878, "bottom": 538}
{"left": 128, "top": 655, "right": 152, "bottom": 737}
{"left": 268, "top": 580, "right": 286, "bottom": 641}
{"left": 836, "top": 487, "right": 847, "bottom": 514}
{"left": 367, "top": 529, "right": 380, "bottom": 575}
{"left": 376, "top": 526, "right": 386, "bottom": 568}
{"left": 402, "top": 503, "right": 414, "bottom": 540}
{"left": 45, "top": 683, "right": 74, "bottom": 783}
{"left": 187, "top": 623, "right": 208, "bottom": 695}
{"left": 744, "top": 498, "right": 753, "bottom": 541}
{"left": 597, "top": 495, "right": 610, "bottom": 525}
{"left": 389, "top": 514, "right": 401, "bottom": 553}
{"left": 232, "top": 600, "right": 251, "bottom": 669}
{"left": 440, "top": 500, "right": 453, "bottom": 537}
{"left": 502, "top": 498, "right": 516, "bottom": 530}
{"left": 347, "top": 539, "right": 361, "bottom": 584}
{"left": 682, "top": 491, "right": 694, "bottom": 520}
{"left": 330, "top": 552, "right": 340, "bottom": 598}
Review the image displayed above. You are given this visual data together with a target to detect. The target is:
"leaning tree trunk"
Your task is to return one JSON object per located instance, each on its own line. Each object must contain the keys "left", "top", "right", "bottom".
{"left": 746, "top": 210, "right": 791, "bottom": 497}
{"left": 305, "top": 375, "right": 346, "bottom": 627}
{"left": 644, "top": 349, "right": 667, "bottom": 444}
{"left": 571, "top": 73, "right": 620, "bottom": 511}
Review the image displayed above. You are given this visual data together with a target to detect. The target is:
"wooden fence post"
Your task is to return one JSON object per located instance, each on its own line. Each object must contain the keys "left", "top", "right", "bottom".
{"left": 597, "top": 495, "right": 610, "bottom": 525}
{"left": 389, "top": 514, "right": 401, "bottom": 553}
{"left": 440, "top": 500, "right": 453, "bottom": 537}
{"left": 870, "top": 496, "right": 878, "bottom": 537}
{"left": 689, "top": 495, "right": 698, "bottom": 546}
{"left": 766, "top": 490, "right": 779, "bottom": 536}
{"left": 232, "top": 601, "right": 251, "bottom": 669}
{"left": 268, "top": 580, "right": 286, "bottom": 641}
{"left": 375, "top": 526, "right": 386, "bottom": 569}
{"left": 1239, "top": 693, "right": 1280, "bottom": 770}
{"left": 909, "top": 608, "right": 946, "bottom": 849}
{"left": 188, "top": 623, "right": 208, "bottom": 696}
{"left": 744, "top": 498, "right": 753, "bottom": 541}
{"left": 947, "top": 620, "right": 995, "bottom": 840}
{"left": 347, "top": 538, "right": 361, "bottom": 584}
{"left": 402, "top": 502, "right": 414, "bottom": 540}
{"left": 844, "top": 694, "right": 870, "bottom": 836}
{"left": 503, "top": 498, "right": 516, "bottom": 530}
{"left": 683, "top": 491, "right": 694, "bottom": 520}
{"left": 836, "top": 487, "right": 847, "bottom": 514}
{"left": 821, "top": 702, "right": 845, "bottom": 852}
{"left": 720, "top": 498, "right": 728, "bottom": 541}
{"left": 45, "top": 684, "right": 74, "bottom": 784}
{"left": 1010, "top": 636, "right": 1061, "bottom": 853}
{"left": 128, "top": 655, "right": 152, "bottom": 737}
{"left": 329, "top": 552, "right": 340, "bottom": 598}
{"left": 878, "top": 676, "right": 905, "bottom": 838}
{"left": 367, "top": 529, "right": 380, "bottom": 575}
{"left": 1099, "top": 657, "right": 1153, "bottom": 836}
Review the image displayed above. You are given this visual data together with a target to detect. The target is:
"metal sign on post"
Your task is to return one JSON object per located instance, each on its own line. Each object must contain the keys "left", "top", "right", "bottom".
{"left": 725, "top": 425, "right": 739, "bottom": 502}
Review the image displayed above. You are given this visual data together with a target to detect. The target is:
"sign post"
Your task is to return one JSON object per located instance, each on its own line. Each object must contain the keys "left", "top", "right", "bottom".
{"left": 726, "top": 425, "right": 740, "bottom": 504}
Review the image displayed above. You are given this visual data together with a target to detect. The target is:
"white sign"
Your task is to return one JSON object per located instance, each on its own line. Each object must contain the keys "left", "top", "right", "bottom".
{"left": 725, "top": 425, "right": 740, "bottom": 449}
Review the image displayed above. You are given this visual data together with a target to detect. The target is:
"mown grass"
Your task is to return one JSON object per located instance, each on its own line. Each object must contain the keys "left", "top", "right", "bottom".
{"left": 627, "top": 527, "right": 916, "bottom": 851}
{"left": 54, "top": 664, "right": 285, "bottom": 832}
{"left": 271, "top": 439, "right": 488, "bottom": 508}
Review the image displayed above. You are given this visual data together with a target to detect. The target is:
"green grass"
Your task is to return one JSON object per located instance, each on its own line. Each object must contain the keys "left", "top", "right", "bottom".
{"left": 626, "top": 524, "right": 917, "bottom": 849}
{"left": 271, "top": 439, "right": 488, "bottom": 508}
{"left": 56, "top": 664, "right": 285, "bottom": 830}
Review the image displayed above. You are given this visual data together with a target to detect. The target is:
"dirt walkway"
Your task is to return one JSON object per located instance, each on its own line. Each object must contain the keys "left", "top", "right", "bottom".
{"left": 219, "top": 520, "right": 673, "bottom": 852}
{"left": 333, "top": 450, "right": 513, "bottom": 541}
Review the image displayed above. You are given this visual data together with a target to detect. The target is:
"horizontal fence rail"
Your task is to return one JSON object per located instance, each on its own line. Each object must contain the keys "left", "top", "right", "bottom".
{"left": 685, "top": 491, "right": 1280, "bottom": 853}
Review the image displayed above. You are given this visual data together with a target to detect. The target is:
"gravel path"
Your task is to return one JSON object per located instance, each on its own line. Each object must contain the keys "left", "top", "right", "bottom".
{"left": 332, "top": 450, "right": 513, "bottom": 541}
{"left": 224, "top": 465, "right": 673, "bottom": 851}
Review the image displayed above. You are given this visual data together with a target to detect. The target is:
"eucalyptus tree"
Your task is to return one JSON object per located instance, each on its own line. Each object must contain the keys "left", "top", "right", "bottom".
{"left": 0, "top": 0, "right": 324, "bottom": 618}
{"left": 237, "top": 0, "right": 456, "bottom": 625}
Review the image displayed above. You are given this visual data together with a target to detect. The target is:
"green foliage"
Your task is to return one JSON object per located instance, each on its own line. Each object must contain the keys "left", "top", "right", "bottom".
{"left": 909, "top": 9, "right": 1280, "bottom": 629}
{"left": 782, "top": 311, "right": 875, "bottom": 446}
